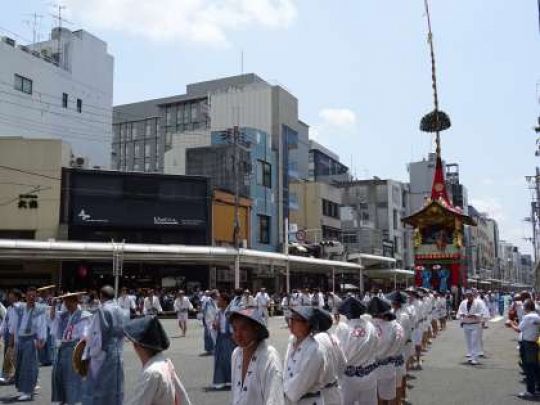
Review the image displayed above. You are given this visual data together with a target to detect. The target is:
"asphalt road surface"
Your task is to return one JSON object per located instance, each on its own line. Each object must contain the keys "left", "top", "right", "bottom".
{"left": 0, "top": 315, "right": 530, "bottom": 404}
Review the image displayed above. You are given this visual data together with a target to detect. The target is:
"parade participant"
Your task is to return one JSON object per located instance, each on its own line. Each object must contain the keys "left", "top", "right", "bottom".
{"left": 283, "top": 306, "right": 327, "bottom": 405}
{"left": 124, "top": 315, "right": 192, "bottom": 405}
{"left": 9, "top": 287, "right": 47, "bottom": 401}
{"left": 255, "top": 288, "right": 271, "bottom": 319}
{"left": 118, "top": 287, "right": 137, "bottom": 318}
{"left": 36, "top": 285, "right": 56, "bottom": 366}
{"left": 83, "top": 285, "right": 129, "bottom": 405}
{"left": 0, "top": 289, "right": 22, "bottom": 385}
{"left": 229, "top": 307, "right": 284, "bottom": 405}
{"left": 368, "top": 296, "right": 399, "bottom": 405}
{"left": 289, "top": 289, "right": 301, "bottom": 308}
{"left": 477, "top": 292, "right": 490, "bottom": 358}
{"left": 327, "top": 292, "right": 342, "bottom": 324}
{"left": 313, "top": 307, "right": 346, "bottom": 405}
{"left": 174, "top": 290, "right": 193, "bottom": 338}
{"left": 436, "top": 293, "right": 447, "bottom": 331}
{"left": 405, "top": 289, "right": 423, "bottom": 370}
{"left": 50, "top": 292, "right": 91, "bottom": 405}
{"left": 202, "top": 290, "right": 218, "bottom": 355}
{"left": 403, "top": 291, "right": 418, "bottom": 371}
{"left": 387, "top": 291, "right": 411, "bottom": 404}
{"left": 211, "top": 293, "right": 235, "bottom": 390}
{"left": 229, "top": 288, "right": 244, "bottom": 312}
{"left": 241, "top": 290, "right": 256, "bottom": 308}
{"left": 311, "top": 288, "right": 325, "bottom": 308}
{"left": 335, "top": 297, "right": 379, "bottom": 405}
{"left": 299, "top": 288, "right": 312, "bottom": 306}
{"left": 506, "top": 298, "right": 540, "bottom": 399}
{"left": 143, "top": 289, "right": 163, "bottom": 316}
{"left": 456, "top": 289, "right": 484, "bottom": 365}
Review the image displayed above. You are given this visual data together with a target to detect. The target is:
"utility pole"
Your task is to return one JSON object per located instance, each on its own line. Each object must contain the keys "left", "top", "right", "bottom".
{"left": 221, "top": 125, "right": 250, "bottom": 289}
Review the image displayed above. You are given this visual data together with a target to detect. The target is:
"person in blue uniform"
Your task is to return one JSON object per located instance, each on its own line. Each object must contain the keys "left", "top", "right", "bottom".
{"left": 82, "top": 285, "right": 129, "bottom": 405}
{"left": 211, "top": 293, "right": 236, "bottom": 389}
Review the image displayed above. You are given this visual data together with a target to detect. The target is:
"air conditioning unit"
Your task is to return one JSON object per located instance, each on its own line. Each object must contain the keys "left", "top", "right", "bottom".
{"left": 18, "top": 45, "right": 30, "bottom": 53}
{"left": 70, "top": 156, "right": 88, "bottom": 169}
{"left": 2, "top": 37, "right": 15, "bottom": 47}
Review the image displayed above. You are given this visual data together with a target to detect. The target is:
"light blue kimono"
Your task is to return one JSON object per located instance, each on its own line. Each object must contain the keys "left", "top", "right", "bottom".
{"left": 83, "top": 300, "right": 128, "bottom": 405}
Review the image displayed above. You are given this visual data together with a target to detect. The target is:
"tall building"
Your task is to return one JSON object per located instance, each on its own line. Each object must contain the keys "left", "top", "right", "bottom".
{"left": 186, "top": 128, "right": 279, "bottom": 252}
{"left": 113, "top": 73, "right": 306, "bottom": 248}
{"left": 408, "top": 153, "right": 468, "bottom": 215}
{"left": 339, "top": 179, "right": 413, "bottom": 269}
{"left": 465, "top": 205, "right": 500, "bottom": 281}
{"left": 0, "top": 28, "right": 114, "bottom": 167}
{"left": 308, "top": 140, "right": 350, "bottom": 183}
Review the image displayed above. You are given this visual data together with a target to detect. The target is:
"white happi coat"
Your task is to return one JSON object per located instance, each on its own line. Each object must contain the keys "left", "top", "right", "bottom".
{"left": 393, "top": 307, "right": 411, "bottom": 371}
{"left": 314, "top": 332, "right": 346, "bottom": 405}
{"left": 126, "top": 352, "right": 191, "bottom": 405}
{"left": 231, "top": 341, "right": 284, "bottom": 405}
{"left": 335, "top": 317, "right": 379, "bottom": 390}
{"left": 371, "top": 318, "right": 397, "bottom": 379}
{"left": 173, "top": 297, "right": 193, "bottom": 321}
{"left": 143, "top": 295, "right": 163, "bottom": 315}
{"left": 283, "top": 335, "right": 326, "bottom": 405}
{"left": 457, "top": 299, "right": 485, "bottom": 324}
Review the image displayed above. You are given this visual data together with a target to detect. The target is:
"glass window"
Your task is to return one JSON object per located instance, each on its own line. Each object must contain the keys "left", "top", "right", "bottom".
{"left": 62, "top": 93, "right": 68, "bottom": 108}
{"left": 191, "top": 103, "right": 198, "bottom": 122}
{"left": 183, "top": 104, "right": 190, "bottom": 124}
{"left": 76, "top": 98, "right": 82, "bottom": 113}
{"left": 132, "top": 122, "right": 138, "bottom": 139}
{"left": 166, "top": 106, "right": 172, "bottom": 126}
{"left": 144, "top": 162, "right": 151, "bottom": 172}
{"left": 257, "top": 160, "right": 272, "bottom": 188}
{"left": 14, "top": 74, "right": 32, "bottom": 94}
{"left": 145, "top": 143, "right": 151, "bottom": 157}
{"left": 322, "top": 199, "right": 340, "bottom": 219}
{"left": 258, "top": 215, "right": 270, "bottom": 244}
{"left": 145, "top": 120, "right": 152, "bottom": 137}
{"left": 176, "top": 104, "right": 184, "bottom": 125}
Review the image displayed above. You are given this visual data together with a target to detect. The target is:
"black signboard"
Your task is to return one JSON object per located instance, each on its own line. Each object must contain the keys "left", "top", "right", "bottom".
{"left": 62, "top": 169, "right": 210, "bottom": 230}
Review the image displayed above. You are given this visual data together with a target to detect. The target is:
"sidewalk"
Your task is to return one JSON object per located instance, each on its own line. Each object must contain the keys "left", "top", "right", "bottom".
{"left": 407, "top": 316, "right": 536, "bottom": 405}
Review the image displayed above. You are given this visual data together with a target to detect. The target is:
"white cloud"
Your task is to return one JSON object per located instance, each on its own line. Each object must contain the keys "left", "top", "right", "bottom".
{"left": 311, "top": 108, "right": 358, "bottom": 141}
{"left": 63, "top": 0, "right": 297, "bottom": 47}
{"left": 470, "top": 197, "right": 505, "bottom": 223}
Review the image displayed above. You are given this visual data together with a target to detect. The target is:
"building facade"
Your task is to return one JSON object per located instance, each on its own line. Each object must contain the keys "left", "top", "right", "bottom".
{"left": 113, "top": 73, "right": 306, "bottom": 249}
{"left": 0, "top": 28, "right": 114, "bottom": 167}
{"left": 289, "top": 180, "right": 343, "bottom": 242}
{"left": 339, "top": 179, "right": 413, "bottom": 269}
{"left": 308, "top": 140, "right": 350, "bottom": 183}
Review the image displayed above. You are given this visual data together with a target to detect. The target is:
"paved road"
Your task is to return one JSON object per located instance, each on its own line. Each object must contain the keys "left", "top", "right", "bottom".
{"left": 0, "top": 315, "right": 529, "bottom": 404}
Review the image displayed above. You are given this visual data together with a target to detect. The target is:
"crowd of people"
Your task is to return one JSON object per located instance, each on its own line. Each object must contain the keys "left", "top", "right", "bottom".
{"left": 0, "top": 283, "right": 462, "bottom": 405}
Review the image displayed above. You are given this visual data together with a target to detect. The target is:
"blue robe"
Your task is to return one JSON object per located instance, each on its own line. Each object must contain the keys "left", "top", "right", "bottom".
{"left": 213, "top": 312, "right": 236, "bottom": 385}
{"left": 83, "top": 301, "right": 127, "bottom": 405}
{"left": 52, "top": 309, "right": 90, "bottom": 404}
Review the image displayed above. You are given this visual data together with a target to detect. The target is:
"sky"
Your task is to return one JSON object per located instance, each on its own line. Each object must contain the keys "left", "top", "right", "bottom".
{"left": 1, "top": 0, "right": 539, "bottom": 254}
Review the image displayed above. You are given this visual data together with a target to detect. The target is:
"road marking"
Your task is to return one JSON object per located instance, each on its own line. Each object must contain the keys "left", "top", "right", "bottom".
{"left": 489, "top": 316, "right": 503, "bottom": 323}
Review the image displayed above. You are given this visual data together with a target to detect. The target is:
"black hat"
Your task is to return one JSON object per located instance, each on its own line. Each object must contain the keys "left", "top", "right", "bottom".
{"left": 367, "top": 297, "right": 392, "bottom": 317}
{"left": 386, "top": 291, "right": 408, "bottom": 305}
{"left": 289, "top": 306, "right": 317, "bottom": 330}
{"left": 312, "top": 308, "right": 333, "bottom": 332}
{"left": 123, "top": 315, "right": 170, "bottom": 352}
{"left": 228, "top": 307, "right": 269, "bottom": 340}
{"left": 338, "top": 297, "right": 366, "bottom": 319}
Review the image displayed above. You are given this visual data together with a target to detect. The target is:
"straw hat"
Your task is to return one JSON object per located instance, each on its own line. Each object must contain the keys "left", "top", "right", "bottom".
{"left": 57, "top": 292, "right": 85, "bottom": 300}
{"left": 72, "top": 340, "right": 89, "bottom": 377}
{"left": 37, "top": 284, "right": 56, "bottom": 292}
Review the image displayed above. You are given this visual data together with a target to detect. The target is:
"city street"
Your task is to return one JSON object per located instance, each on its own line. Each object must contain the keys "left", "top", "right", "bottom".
{"left": 0, "top": 315, "right": 531, "bottom": 404}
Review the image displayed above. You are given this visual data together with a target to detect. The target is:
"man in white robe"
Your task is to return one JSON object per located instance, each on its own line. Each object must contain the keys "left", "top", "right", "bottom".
{"left": 457, "top": 290, "right": 485, "bottom": 365}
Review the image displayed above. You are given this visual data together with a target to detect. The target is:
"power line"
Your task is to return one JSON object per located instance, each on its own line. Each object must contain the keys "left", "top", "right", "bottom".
{"left": 0, "top": 164, "right": 61, "bottom": 181}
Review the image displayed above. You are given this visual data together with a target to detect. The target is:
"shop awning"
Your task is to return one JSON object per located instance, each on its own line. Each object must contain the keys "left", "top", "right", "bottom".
{"left": 0, "top": 239, "right": 363, "bottom": 274}
{"left": 364, "top": 269, "right": 415, "bottom": 279}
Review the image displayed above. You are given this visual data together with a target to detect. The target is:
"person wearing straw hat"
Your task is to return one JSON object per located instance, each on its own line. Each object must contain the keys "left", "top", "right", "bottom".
{"left": 211, "top": 293, "right": 235, "bottom": 390}
{"left": 123, "top": 315, "right": 191, "bottom": 405}
{"left": 313, "top": 307, "right": 346, "bottom": 405}
{"left": 335, "top": 297, "right": 379, "bottom": 405}
{"left": 9, "top": 287, "right": 47, "bottom": 402}
{"left": 228, "top": 306, "right": 284, "bottom": 405}
{"left": 37, "top": 284, "right": 56, "bottom": 367}
{"left": 367, "top": 296, "right": 401, "bottom": 405}
{"left": 283, "top": 306, "right": 327, "bottom": 405}
{"left": 82, "top": 285, "right": 129, "bottom": 405}
{"left": 50, "top": 291, "right": 91, "bottom": 405}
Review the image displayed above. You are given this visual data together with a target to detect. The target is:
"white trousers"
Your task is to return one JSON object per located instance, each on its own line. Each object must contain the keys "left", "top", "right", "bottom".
{"left": 463, "top": 324, "right": 481, "bottom": 361}
{"left": 478, "top": 324, "right": 485, "bottom": 355}
{"left": 342, "top": 373, "right": 377, "bottom": 405}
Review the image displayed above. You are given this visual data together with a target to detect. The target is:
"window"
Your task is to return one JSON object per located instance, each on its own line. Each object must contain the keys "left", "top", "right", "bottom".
{"left": 62, "top": 93, "right": 68, "bottom": 108}
{"left": 145, "top": 143, "right": 151, "bottom": 157}
{"left": 258, "top": 215, "right": 270, "bottom": 244}
{"left": 145, "top": 120, "right": 152, "bottom": 137}
{"left": 322, "top": 199, "right": 340, "bottom": 219}
{"left": 258, "top": 160, "right": 272, "bottom": 188}
{"left": 393, "top": 209, "right": 399, "bottom": 230}
{"left": 76, "top": 98, "right": 82, "bottom": 113}
{"left": 14, "top": 74, "right": 32, "bottom": 94}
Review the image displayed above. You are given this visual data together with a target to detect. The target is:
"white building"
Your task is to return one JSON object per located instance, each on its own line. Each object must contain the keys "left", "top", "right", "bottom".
{"left": 0, "top": 28, "right": 114, "bottom": 168}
